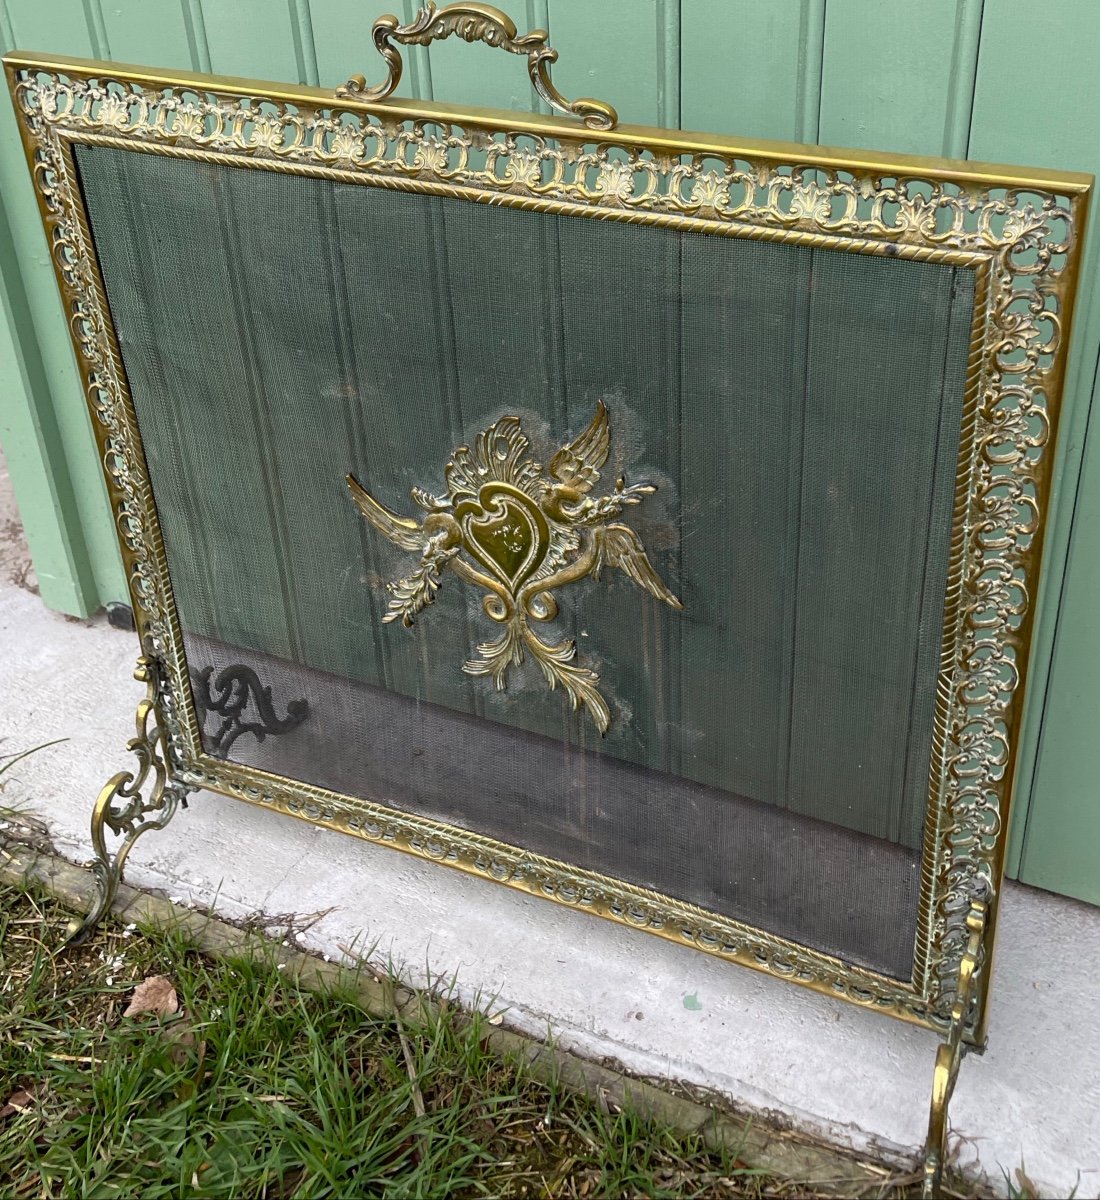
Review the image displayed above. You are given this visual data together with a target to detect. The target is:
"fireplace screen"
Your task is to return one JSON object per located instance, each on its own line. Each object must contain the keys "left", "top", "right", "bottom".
{"left": 5, "top": 13, "right": 1088, "bottom": 1058}
{"left": 72, "top": 144, "right": 980, "bottom": 986}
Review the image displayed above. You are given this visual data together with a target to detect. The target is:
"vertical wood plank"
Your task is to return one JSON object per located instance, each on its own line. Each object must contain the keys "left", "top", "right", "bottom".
{"left": 967, "top": 0, "right": 1100, "bottom": 898}
{"left": 1018, "top": 370, "right": 1100, "bottom": 903}
{"left": 98, "top": 0, "right": 220, "bottom": 628}
{"left": 0, "top": 0, "right": 98, "bottom": 614}
{"left": 0, "top": 210, "right": 99, "bottom": 612}
{"left": 98, "top": 0, "right": 191, "bottom": 68}
{"left": 811, "top": 0, "right": 987, "bottom": 846}
{"left": 81, "top": 0, "right": 110, "bottom": 57}
{"left": 681, "top": 0, "right": 818, "bottom": 142}
{"left": 655, "top": 0, "right": 679, "bottom": 129}
{"left": 681, "top": 1, "right": 819, "bottom": 810}
{"left": 5, "top": 0, "right": 94, "bottom": 53}
{"left": 298, "top": 0, "right": 395, "bottom": 692}
{"left": 0, "top": 0, "right": 127, "bottom": 612}
{"left": 312, "top": 0, "right": 431, "bottom": 98}
{"left": 76, "top": 148, "right": 231, "bottom": 645}
{"left": 941, "top": 0, "right": 983, "bottom": 158}
{"left": 818, "top": 0, "right": 973, "bottom": 155}
{"left": 412, "top": 0, "right": 511, "bottom": 716}
{"left": 797, "top": 0, "right": 825, "bottom": 143}
{"left": 197, "top": 0, "right": 299, "bottom": 81}
{"left": 288, "top": 0, "right": 319, "bottom": 86}
{"left": 549, "top": 0, "right": 679, "bottom": 766}
{"left": 314, "top": 0, "right": 436, "bottom": 703}
{"left": 309, "top": 0, "right": 367, "bottom": 91}
{"left": 549, "top": 0, "right": 661, "bottom": 127}
{"left": 785, "top": 257, "right": 973, "bottom": 844}
{"left": 180, "top": 0, "right": 211, "bottom": 73}
{"left": 675, "top": 236, "right": 810, "bottom": 806}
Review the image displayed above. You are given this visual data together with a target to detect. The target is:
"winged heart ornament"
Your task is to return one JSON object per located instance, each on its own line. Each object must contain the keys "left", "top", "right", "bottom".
{"left": 347, "top": 401, "right": 682, "bottom": 733}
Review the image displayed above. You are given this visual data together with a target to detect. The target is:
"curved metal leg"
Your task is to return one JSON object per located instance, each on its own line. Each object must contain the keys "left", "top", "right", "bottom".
{"left": 921, "top": 899, "right": 987, "bottom": 1197}
{"left": 64, "top": 656, "right": 193, "bottom": 946}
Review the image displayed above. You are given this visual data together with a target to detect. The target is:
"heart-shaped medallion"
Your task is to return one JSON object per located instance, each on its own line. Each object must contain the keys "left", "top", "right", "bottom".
{"left": 455, "top": 482, "right": 549, "bottom": 593}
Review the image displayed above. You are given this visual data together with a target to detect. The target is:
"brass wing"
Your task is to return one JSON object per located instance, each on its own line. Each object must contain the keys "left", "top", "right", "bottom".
{"left": 548, "top": 399, "right": 610, "bottom": 491}
{"left": 593, "top": 524, "right": 684, "bottom": 609}
{"left": 346, "top": 474, "right": 425, "bottom": 551}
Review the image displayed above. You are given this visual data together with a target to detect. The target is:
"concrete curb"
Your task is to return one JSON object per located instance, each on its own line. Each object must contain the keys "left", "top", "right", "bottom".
{"left": 1, "top": 836, "right": 936, "bottom": 1196}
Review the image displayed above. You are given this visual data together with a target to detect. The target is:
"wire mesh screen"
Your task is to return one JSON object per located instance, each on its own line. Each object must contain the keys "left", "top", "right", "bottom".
{"left": 74, "top": 143, "right": 977, "bottom": 980}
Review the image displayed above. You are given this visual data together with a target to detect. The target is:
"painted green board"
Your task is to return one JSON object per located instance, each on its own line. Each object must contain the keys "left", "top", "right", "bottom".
{"left": 0, "top": 176, "right": 96, "bottom": 612}
{"left": 0, "top": 0, "right": 1097, "bottom": 902}
{"left": 550, "top": 0, "right": 665, "bottom": 128}
{"left": 681, "top": 0, "right": 824, "bottom": 143}
{"left": 817, "top": 0, "right": 981, "bottom": 157}
{"left": 0, "top": 0, "right": 124, "bottom": 612}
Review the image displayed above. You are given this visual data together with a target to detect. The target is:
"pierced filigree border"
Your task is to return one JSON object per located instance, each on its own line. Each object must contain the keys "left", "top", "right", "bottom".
{"left": 6, "top": 58, "right": 1087, "bottom": 1033}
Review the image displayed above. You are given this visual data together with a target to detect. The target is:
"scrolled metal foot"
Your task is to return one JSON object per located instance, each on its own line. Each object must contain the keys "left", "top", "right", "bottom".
{"left": 64, "top": 656, "right": 192, "bottom": 947}
{"left": 921, "top": 899, "right": 987, "bottom": 1197}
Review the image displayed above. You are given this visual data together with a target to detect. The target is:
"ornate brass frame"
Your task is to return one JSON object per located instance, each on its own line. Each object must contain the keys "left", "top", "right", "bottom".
{"left": 3, "top": 10, "right": 1090, "bottom": 1179}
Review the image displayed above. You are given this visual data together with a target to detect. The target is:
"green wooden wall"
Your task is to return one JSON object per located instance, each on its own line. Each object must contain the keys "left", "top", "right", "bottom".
{"left": 1, "top": 0, "right": 1097, "bottom": 904}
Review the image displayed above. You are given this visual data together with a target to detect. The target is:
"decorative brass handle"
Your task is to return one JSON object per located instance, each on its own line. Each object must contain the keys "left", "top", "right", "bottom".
{"left": 336, "top": 2, "right": 618, "bottom": 131}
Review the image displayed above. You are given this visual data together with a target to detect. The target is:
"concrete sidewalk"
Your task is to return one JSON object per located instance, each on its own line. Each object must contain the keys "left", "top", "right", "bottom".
{"left": 2, "top": 453, "right": 1098, "bottom": 1196}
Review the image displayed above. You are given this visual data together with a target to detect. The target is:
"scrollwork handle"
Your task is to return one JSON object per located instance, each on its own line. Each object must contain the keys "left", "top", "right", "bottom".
{"left": 336, "top": 1, "right": 618, "bottom": 131}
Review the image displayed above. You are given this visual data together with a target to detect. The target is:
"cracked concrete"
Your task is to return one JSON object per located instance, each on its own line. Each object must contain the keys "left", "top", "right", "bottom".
{"left": 2, "top": 450, "right": 1099, "bottom": 1196}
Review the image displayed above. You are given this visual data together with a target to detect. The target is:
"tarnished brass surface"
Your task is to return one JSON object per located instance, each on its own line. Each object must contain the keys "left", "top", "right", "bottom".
{"left": 64, "top": 657, "right": 192, "bottom": 946}
{"left": 335, "top": 1, "right": 618, "bottom": 130}
{"left": 348, "top": 402, "right": 680, "bottom": 733}
{"left": 3, "top": 49, "right": 1090, "bottom": 1032}
{"left": 922, "top": 900, "right": 987, "bottom": 1196}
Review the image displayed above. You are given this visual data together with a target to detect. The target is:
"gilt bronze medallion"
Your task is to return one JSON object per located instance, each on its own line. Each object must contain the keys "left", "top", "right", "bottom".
{"left": 348, "top": 401, "right": 682, "bottom": 732}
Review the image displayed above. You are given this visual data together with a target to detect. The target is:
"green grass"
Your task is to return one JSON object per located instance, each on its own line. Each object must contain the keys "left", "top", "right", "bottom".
{"left": 0, "top": 881, "right": 791, "bottom": 1199}
{"left": 0, "top": 739, "right": 68, "bottom": 781}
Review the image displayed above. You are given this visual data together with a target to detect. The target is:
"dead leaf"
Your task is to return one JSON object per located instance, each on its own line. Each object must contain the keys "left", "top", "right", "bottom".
{"left": 123, "top": 975, "right": 179, "bottom": 1019}
{"left": 166, "top": 1019, "right": 200, "bottom": 1060}
{"left": 0, "top": 1083, "right": 39, "bottom": 1120}
{"left": 121, "top": 975, "right": 201, "bottom": 1072}
{"left": 1014, "top": 1166, "right": 1040, "bottom": 1200}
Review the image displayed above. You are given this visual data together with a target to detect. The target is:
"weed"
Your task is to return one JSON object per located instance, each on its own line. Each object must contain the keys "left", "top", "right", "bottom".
{"left": 0, "top": 882, "right": 784, "bottom": 1199}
